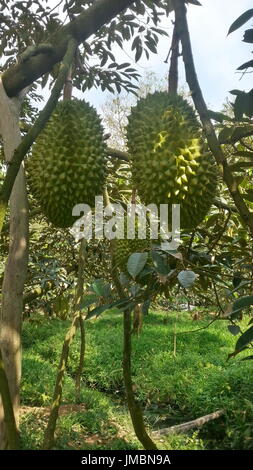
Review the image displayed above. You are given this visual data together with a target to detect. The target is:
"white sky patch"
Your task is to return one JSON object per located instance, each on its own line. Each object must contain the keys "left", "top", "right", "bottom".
{"left": 185, "top": 0, "right": 253, "bottom": 109}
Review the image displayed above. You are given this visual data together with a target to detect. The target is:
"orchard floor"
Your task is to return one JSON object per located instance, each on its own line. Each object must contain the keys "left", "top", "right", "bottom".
{"left": 20, "top": 309, "right": 253, "bottom": 450}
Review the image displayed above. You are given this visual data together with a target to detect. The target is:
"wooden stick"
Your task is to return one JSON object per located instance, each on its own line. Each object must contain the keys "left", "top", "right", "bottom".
{"left": 153, "top": 409, "right": 224, "bottom": 437}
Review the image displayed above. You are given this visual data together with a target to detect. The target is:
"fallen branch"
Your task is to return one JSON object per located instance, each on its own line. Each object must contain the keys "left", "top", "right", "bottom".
{"left": 153, "top": 409, "right": 224, "bottom": 437}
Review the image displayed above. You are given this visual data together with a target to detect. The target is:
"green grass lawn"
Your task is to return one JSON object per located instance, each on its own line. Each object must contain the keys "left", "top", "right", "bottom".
{"left": 20, "top": 309, "right": 253, "bottom": 450}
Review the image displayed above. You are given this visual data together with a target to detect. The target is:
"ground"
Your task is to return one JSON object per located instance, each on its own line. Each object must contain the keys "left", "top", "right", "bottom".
{"left": 20, "top": 308, "right": 253, "bottom": 450}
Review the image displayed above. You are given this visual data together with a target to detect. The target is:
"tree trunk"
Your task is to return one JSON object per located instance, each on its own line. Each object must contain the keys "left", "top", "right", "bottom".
{"left": 0, "top": 79, "right": 29, "bottom": 449}
{"left": 0, "top": 348, "right": 20, "bottom": 449}
{"left": 123, "top": 310, "right": 157, "bottom": 450}
{"left": 75, "top": 313, "right": 85, "bottom": 403}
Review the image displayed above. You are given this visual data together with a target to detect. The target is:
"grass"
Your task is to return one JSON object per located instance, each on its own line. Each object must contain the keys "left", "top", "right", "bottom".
{"left": 20, "top": 308, "right": 253, "bottom": 450}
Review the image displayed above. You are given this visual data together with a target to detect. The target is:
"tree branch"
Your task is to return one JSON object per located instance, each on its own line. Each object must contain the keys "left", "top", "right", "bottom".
{"left": 168, "top": 21, "right": 179, "bottom": 94}
{"left": 207, "top": 211, "right": 231, "bottom": 254}
{"left": 106, "top": 147, "right": 129, "bottom": 162}
{"left": 2, "top": 0, "right": 136, "bottom": 97}
{"left": 173, "top": 0, "right": 253, "bottom": 236}
{"left": 213, "top": 198, "right": 237, "bottom": 213}
{"left": 153, "top": 410, "right": 224, "bottom": 437}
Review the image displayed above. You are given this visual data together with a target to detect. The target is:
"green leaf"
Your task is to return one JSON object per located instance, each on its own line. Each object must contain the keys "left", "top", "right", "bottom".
{"left": 229, "top": 89, "right": 245, "bottom": 96}
{"left": 237, "top": 59, "right": 253, "bottom": 70}
{"left": 79, "top": 294, "right": 99, "bottom": 310}
{"left": 234, "top": 151, "right": 253, "bottom": 159}
{"left": 207, "top": 109, "right": 233, "bottom": 123}
{"left": 187, "top": 0, "right": 202, "bottom": 5}
{"left": 205, "top": 213, "right": 222, "bottom": 228}
{"left": 135, "top": 46, "right": 143, "bottom": 62}
{"left": 131, "top": 36, "right": 140, "bottom": 50}
{"left": 177, "top": 270, "right": 197, "bottom": 289}
{"left": 230, "top": 161, "right": 253, "bottom": 172}
{"left": 145, "top": 40, "right": 157, "bottom": 54}
{"left": 231, "top": 125, "right": 253, "bottom": 140}
{"left": 243, "top": 190, "right": 253, "bottom": 202}
{"left": 116, "top": 62, "right": 131, "bottom": 70}
{"left": 241, "top": 355, "right": 253, "bottom": 361}
{"left": 227, "top": 324, "right": 241, "bottom": 336}
{"left": 218, "top": 127, "right": 233, "bottom": 143}
{"left": 151, "top": 251, "right": 170, "bottom": 275}
{"left": 243, "top": 29, "right": 253, "bottom": 43}
{"left": 86, "top": 298, "right": 135, "bottom": 320}
{"left": 235, "top": 325, "right": 253, "bottom": 352}
{"left": 91, "top": 279, "right": 111, "bottom": 298}
{"left": 127, "top": 252, "right": 149, "bottom": 279}
{"left": 234, "top": 90, "right": 253, "bottom": 119}
{"left": 86, "top": 303, "right": 111, "bottom": 320}
{"left": 123, "top": 14, "right": 136, "bottom": 21}
{"left": 234, "top": 93, "right": 248, "bottom": 120}
{"left": 232, "top": 295, "right": 253, "bottom": 315}
{"left": 228, "top": 9, "right": 253, "bottom": 35}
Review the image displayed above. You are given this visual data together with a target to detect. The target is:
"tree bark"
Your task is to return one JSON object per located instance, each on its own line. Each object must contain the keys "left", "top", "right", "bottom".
{"left": 110, "top": 254, "right": 157, "bottom": 450}
{"left": 168, "top": 21, "right": 179, "bottom": 94}
{"left": 75, "top": 313, "right": 86, "bottom": 403}
{"left": 0, "top": 79, "right": 29, "bottom": 449}
{"left": 0, "top": 348, "right": 20, "bottom": 449}
{"left": 123, "top": 309, "right": 158, "bottom": 450}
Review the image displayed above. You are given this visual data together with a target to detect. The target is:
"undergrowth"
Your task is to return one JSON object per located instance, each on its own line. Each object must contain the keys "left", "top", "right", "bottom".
{"left": 21, "top": 309, "right": 253, "bottom": 450}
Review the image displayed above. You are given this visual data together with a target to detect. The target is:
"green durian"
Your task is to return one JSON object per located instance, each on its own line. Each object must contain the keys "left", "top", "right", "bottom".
{"left": 112, "top": 216, "right": 151, "bottom": 273}
{"left": 127, "top": 92, "right": 218, "bottom": 229}
{"left": 27, "top": 99, "right": 106, "bottom": 228}
{"left": 113, "top": 237, "right": 151, "bottom": 274}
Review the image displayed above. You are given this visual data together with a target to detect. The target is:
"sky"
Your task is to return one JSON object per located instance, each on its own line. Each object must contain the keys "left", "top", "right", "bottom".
{"left": 77, "top": 0, "right": 253, "bottom": 113}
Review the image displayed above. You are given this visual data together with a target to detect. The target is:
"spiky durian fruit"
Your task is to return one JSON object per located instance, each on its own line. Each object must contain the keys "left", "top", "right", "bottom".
{"left": 112, "top": 217, "right": 151, "bottom": 273}
{"left": 127, "top": 92, "right": 217, "bottom": 229}
{"left": 27, "top": 99, "right": 106, "bottom": 228}
{"left": 113, "top": 237, "right": 150, "bottom": 273}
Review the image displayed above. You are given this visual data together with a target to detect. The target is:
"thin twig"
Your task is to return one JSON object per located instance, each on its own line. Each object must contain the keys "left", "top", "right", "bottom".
{"left": 207, "top": 211, "right": 231, "bottom": 254}
{"left": 213, "top": 282, "right": 225, "bottom": 315}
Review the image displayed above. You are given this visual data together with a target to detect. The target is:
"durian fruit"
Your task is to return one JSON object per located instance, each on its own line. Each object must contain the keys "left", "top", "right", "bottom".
{"left": 112, "top": 216, "right": 151, "bottom": 273}
{"left": 113, "top": 237, "right": 150, "bottom": 274}
{"left": 127, "top": 92, "right": 217, "bottom": 229}
{"left": 52, "top": 295, "right": 70, "bottom": 320}
{"left": 27, "top": 99, "right": 106, "bottom": 228}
